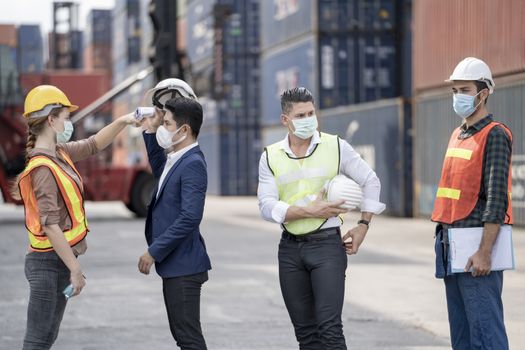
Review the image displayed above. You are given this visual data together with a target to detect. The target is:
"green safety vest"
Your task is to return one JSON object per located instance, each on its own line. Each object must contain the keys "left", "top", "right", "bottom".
{"left": 265, "top": 132, "right": 340, "bottom": 235}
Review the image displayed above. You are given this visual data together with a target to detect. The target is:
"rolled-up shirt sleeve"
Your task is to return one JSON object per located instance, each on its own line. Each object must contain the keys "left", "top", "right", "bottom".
{"left": 339, "top": 139, "right": 386, "bottom": 214}
{"left": 257, "top": 152, "right": 290, "bottom": 223}
{"left": 60, "top": 135, "right": 99, "bottom": 162}
{"left": 31, "top": 167, "right": 61, "bottom": 226}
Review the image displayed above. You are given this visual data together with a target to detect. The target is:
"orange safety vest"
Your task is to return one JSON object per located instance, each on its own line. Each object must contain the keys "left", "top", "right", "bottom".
{"left": 18, "top": 149, "right": 88, "bottom": 252}
{"left": 431, "top": 121, "right": 513, "bottom": 225}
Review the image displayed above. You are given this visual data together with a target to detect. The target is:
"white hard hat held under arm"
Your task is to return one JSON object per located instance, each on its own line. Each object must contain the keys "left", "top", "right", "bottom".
{"left": 326, "top": 175, "right": 363, "bottom": 211}
{"left": 446, "top": 57, "right": 495, "bottom": 94}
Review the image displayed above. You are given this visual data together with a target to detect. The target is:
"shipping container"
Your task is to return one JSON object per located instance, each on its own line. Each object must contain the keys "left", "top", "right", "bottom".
{"left": 261, "top": 35, "right": 317, "bottom": 126}
{"left": 219, "top": 0, "right": 260, "bottom": 56}
{"left": 318, "top": 31, "right": 399, "bottom": 108}
{"left": 186, "top": 0, "right": 215, "bottom": 67}
{"left": 0, "top": 24, "right": 17, "bottom": 47}
{"left": 261, "top": 124, "right": 287, "bottom": 150}
{"left": 84, "top": 43, "right": 112, "bottom": 71}
{"left": 414, "top": 76, "right": 525, "bottom": 224}
{"left": 356, "top": 31, "right": 398, "bottom": 102}
{"left": 318, "top": 34, "right": 358, "bottom": 108}
{"left": 321, "top": 98, "right": 408, "bottom": 216}
{"left": 221, "top": 56, "right": 259, "bottom": 126}
{"left": 260, "top": 0, "right": 313, "bottom": 51}
{"left": 198, "top": 124, "right": 260, "bottom": 195}
{"left": 85, "top": 9, "right": 112, "bottom": 46}
{"left": 0, "top": 44, "right": 21, "bottom": 105}
{"left": 198, "top": 125, "right": 222, "bottom": 194}
{"left": 318, "top": 0, "right": 397, "bottom": 33}
{"left": 17, "top": 25, "right": 44, "bottom": 73}
{"left": 413, "top": 0, "right": 525, "bottom": 92}
{"left": 20, "top": 71, "right": 111, "bottom": 110}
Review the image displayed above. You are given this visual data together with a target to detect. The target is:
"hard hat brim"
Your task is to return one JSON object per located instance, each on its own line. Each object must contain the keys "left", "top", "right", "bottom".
{"left": 444, "top": 78, "right": 494, "bottom": 94}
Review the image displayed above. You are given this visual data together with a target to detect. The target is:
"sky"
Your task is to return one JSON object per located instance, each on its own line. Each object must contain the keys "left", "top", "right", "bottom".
{"left": 0, "top": 0, "right": 115, "bottom": 34}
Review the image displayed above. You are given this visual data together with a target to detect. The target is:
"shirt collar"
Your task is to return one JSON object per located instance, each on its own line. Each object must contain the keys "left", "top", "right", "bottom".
{"left": 167, "top": 142, "right": 198, "bottom": 162}
{"left": 460, "top": 114, "right": 493, "bottom": 133}
{"left": 279, "top": 131, "right": 321, "bottom": 155}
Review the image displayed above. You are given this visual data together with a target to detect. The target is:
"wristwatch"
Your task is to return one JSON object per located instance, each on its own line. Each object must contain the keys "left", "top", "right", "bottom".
{"left": 357, "top": 219, "right": 370, "bottom": 228}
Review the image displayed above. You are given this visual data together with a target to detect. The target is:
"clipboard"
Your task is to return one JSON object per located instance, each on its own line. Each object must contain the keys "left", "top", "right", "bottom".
{"left": 448, "top": 225, "right": 515, "bottom": 273}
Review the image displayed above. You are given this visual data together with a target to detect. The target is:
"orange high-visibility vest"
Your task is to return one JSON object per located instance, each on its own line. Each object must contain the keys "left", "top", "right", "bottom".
{"left": 432, "top": 122, "right": 513, "bottom": 225}
{"left": 19, "top": 149, "right": 88, "bottom": 252}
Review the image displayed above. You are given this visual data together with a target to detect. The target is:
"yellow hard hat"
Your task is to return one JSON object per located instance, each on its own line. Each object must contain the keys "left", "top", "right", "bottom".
{"left": 23, "top": 85, "right": 78, "bottom": 118}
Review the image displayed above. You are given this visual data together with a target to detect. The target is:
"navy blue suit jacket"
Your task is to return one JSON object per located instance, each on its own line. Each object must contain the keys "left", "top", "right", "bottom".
{"left": 143, "top": 132, "right": 211, "bottom": 278}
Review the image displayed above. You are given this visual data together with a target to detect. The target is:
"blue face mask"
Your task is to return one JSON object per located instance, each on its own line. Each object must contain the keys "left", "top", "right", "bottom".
{"left": 55, "top": 120, "right": 74, "bottom": 143}
{"left": 452, "top": 91, "right": 482, "bottom": 119}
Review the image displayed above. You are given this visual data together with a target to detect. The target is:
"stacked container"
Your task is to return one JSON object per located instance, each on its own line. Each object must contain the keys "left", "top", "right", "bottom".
{"left": 112, "top": 0, "right": 154, "bottom": 167}
{"left": 187, "top": 0, "right": 260, "bottom": 195}
{"left": 84, "top": 10, "right": 112, "bottom": 72}
{"left": 261, "top": 0, "right": 401, "bottom": 131}
{"left": 17, "top": 25, "right": 44, "bottom": 73}
{"left": 0, "top": 24, "right": 22, "bottom": 107}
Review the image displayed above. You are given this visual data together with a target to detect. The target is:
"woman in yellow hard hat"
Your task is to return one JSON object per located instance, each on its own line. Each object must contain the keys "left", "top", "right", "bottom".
{"left": 12, "top": 85, "right": 140, "bottom": 349}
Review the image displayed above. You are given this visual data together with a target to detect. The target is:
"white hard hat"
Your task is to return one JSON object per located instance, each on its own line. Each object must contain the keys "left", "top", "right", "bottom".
{"left": 446, "top": 57, "right": 495, "bottom": 94}
{"left": 326, "top": 175, "right": 363, "bottom": 211}
{"left": 144, "top": 78, "right": 198, "bottom": 108}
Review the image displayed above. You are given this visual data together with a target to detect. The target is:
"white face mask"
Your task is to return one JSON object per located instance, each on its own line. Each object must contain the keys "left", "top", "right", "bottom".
{"left": 156, "top": 125, "right": 187, "bottom": 149}
{"left": 288, "top": 115, "right": 318, "bottom": 140}
{"left": 52, "top": 120, "right": 74, "bottom": 143}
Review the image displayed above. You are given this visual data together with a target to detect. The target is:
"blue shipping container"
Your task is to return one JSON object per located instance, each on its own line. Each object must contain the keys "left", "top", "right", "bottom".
{"left": 18, "top": 25, "right": 44, "bottom": 73}
{"left": 261, "top": 36, "right": 316, "bottom": 126}
{"left": 357, "top": 32, "right": 398, "bottom": 102}
{"left": 321, "top": 98, "right": 407, "bottom": 216}
{"left": 318, "top": 34, "right": 358, "bottom": 108}
{"left": 260, "top": 0, "right": 313, "bottom": 51}
{"left": 86, "top": 9, "right": 112, "bottom": 45}
{"left": 186, "top": 0, "right": 216, "bottom": 65}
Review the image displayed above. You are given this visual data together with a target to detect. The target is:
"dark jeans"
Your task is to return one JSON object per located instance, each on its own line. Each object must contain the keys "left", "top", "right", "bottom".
{"left": 444, "top": 272, "right": 508, "bottom": 350}
{"left": 435, "top": 227, "right": 509, "bottom": 349}
{"left": 163, "top": 271, "right": 209, "bottom": 350}
{"left": 278, "top": 229, "right": 348, "bottom": 350}
{"left": 23, "top": 251, "right": 70, "bottom": 350}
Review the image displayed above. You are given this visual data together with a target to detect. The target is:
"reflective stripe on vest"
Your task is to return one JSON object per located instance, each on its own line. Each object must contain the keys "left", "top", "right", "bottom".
{"left": 19, "top": 150, "right": 88, "bottom": 252}
{"left": 266, "top": 132, "right": 340, "bottom": 235}
{"left": 431, "top": 122, "right": 513, "bottom": 224}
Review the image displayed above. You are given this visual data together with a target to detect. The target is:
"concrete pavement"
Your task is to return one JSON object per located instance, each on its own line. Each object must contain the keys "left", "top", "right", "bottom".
{"left": 1, "top": 197, "right": 524, "bottom": 349}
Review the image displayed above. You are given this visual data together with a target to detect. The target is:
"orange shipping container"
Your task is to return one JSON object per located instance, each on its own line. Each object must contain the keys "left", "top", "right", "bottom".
{"left": 20, "top": 71, "right": 111, "bottom": 112}
{"left": 0, "top": 24, "right": 17, "bottom": 47}
{"left": 413, "top": 0, "right": 525, "bottom": 92}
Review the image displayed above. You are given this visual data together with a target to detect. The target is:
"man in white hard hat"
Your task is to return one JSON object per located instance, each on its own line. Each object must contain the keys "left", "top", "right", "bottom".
{"left": 138, "top": 79, "right": 211, "bottom": 349}
{"left": 432, "top": 57, "right": 512, "bottom": 349}
{"left": 257, "top": 87, "right": 385, "bottom": 348}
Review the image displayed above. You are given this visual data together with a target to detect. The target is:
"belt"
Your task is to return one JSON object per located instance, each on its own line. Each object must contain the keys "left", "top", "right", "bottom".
{"left": 281, "top": 227, "right": 341, "bottom": 242}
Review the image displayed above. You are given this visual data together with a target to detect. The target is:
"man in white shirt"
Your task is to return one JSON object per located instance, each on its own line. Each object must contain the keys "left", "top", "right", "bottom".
{"left": 257, "top": 87, "right": 385, "bottom": 349}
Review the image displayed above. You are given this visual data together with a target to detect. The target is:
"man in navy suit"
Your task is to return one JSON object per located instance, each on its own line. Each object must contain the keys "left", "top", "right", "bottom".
{"left": 138, "top": 83, "right": 211, "bottom": 349}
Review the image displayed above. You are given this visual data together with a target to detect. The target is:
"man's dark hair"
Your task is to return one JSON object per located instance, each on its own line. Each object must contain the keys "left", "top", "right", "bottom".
{"left": 164, "top": 97, "right": 203, "bottom": 138}
{"left": 280, "top": 87, "right": 315, "bottom": 114}
{"left": 474, "top": 80, "right": 489, "bottom": 104}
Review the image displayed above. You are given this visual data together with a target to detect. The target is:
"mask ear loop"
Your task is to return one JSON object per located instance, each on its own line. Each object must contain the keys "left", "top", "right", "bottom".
{"left": 473, "top": 89, "right": 486, "bottom": 111}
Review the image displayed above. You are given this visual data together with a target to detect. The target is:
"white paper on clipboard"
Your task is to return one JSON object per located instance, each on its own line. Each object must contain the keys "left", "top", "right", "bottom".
{"left": 449, "top": 225, "right": 515, "bottom": 273}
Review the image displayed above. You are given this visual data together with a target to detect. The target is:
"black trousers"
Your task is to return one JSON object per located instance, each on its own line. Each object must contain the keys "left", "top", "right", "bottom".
{"left": 162, "top": 271, "right": 209, "bottom": 350}
{"left": 278, "top": 228, "right": 348, "bottom": 350}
